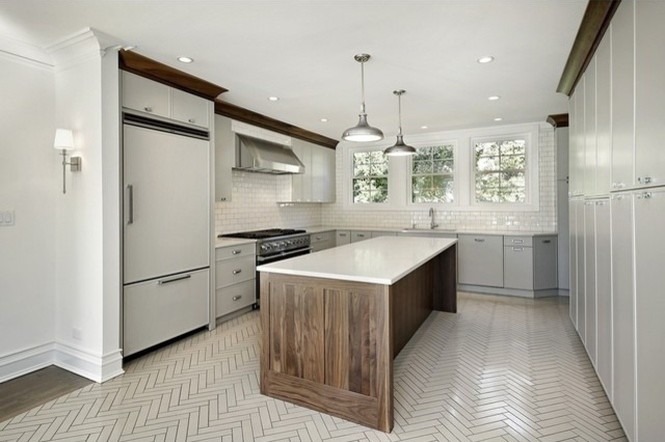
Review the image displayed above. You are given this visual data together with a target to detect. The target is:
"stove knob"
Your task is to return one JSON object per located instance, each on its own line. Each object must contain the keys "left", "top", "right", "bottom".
{"left": 260, "top": 244, "right": 271, "bottom": 253}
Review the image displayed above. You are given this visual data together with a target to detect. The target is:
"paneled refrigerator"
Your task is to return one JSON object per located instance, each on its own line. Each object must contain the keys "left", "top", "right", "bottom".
{"left": 123, "top": 115, "right": 210, "bottom": 357}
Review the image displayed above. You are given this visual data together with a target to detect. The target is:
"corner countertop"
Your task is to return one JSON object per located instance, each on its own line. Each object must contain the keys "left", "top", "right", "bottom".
{"left": 215, "top": 237, "right": 256, "bottom": 248}
{"left": 257, "top": 236, "right": 457, "bottom": 285}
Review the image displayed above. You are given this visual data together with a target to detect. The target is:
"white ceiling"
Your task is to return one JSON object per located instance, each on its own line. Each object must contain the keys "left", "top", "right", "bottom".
{"left": 0, "top": 1, "right": 585, "bottom": 141}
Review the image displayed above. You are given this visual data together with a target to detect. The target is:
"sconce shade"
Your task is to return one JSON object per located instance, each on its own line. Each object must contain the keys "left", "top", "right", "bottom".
{"left": 54, "top": 129, "right": 75, "bottom": 150}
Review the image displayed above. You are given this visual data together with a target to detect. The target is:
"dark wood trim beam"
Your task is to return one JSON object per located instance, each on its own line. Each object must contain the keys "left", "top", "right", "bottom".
{"left": 119, "top": 50, "right": 227, "bottom": 100}
{"left": 557, "top": 0, "right": 621, "bottom": 96}
{"left": 546, "top": 113, "right": 570, "bottom": 128}
{"left": 215, "top": 100, "right": 339, "bottom": 149}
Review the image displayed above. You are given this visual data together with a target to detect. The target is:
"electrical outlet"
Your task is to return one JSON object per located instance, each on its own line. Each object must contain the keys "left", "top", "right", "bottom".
{"left": 72, "top": 327, "right": 82, "bottom": 340}
{"left": 0, "top": 210, "right": 15, "bottom": 226}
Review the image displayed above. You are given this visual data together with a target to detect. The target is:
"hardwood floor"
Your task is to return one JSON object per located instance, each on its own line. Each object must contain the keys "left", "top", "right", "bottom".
{"left": 0, "top": 293, "right": 626, "bottom": 441}
{"left": 0, "top": 366, "right": 91, "bottom": 423}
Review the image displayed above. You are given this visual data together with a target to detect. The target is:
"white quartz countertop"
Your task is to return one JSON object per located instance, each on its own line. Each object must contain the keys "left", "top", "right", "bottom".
{"left": 257, "top": 236, "right": 457, "bottom": 285}
{"left": 215, "top": 237, "right": 256, "bottom": 248}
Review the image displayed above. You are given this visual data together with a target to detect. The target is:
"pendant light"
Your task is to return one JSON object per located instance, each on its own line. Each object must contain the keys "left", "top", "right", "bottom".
{"left": 342, "top": 54, "right": 384, "bottom": 142}
{"left": 384, "top": 89, "right": 416, "bottom": 156}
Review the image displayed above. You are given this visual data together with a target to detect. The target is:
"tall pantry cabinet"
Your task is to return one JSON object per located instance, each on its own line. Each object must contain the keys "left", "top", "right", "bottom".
{"left": 568, "top": 1, "right": 665, "bottom": 440}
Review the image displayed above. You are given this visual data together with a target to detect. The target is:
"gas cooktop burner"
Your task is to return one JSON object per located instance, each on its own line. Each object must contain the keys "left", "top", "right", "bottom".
{"left": 219, "top": 228, "right": 307, "bottom": 240}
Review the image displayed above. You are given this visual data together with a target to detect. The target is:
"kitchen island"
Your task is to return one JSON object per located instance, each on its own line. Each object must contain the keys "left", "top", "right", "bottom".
{"left": 257, "top": 236, "right": 457, "bottom": 432}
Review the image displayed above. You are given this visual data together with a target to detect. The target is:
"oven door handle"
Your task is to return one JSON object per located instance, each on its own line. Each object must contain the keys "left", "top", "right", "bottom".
{"left": 257, "top": 247, "right": 312, "bottom": 263}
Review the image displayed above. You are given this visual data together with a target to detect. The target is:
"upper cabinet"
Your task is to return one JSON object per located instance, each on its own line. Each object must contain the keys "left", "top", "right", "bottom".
{"left": 291, "top": 139, "right": 336, "bottom": 203}
{"left": 122, "top": 71, "right": 210, "bottom": 129}
{"left": 610, "top": 0, "right": 635, "bottom": 191}
{"left": 214, "top": 115, "right": 234, "bottom": 202}
{"left": 635, "top": 0, "right": 665, "bottom": 188}
{"left": 595, "top": 31, "right": 612, "bottom": 196}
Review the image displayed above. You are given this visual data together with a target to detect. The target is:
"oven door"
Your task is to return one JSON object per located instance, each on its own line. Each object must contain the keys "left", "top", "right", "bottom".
{"left": 255, "top": 247, "right": 312, "bottom": 307}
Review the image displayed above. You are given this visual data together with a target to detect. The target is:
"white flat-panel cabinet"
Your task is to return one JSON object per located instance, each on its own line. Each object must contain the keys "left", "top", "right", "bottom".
{"left": 634, "top": 188, "right": 665, "bottom": 441}
{"left": 291, "top": 139, "right": 312, "bottom": 202}
{"left": 611, "top": 0, "right": 635, "bottom": 191}
{"left": 635, "top": 1, "right": 665, "bottom": 188}
{"left": 458, "top": 234, "right": 504, "bottom": 287}
{"left": 573, "top": 198, "right": 586, "bottom": 342}
{"left": 214, "top": 115, "right": 234, "bottom": 202}
{"left": 171, "top": 88, "right": 209, "bottom": 129}
{"left": 124, "top": 268, "right": 209, "bottom": 356}
{"left": 595, "top": 34, "right": 612, "bottom": 196}
{"left": 594, "top": 199, "right": 612, "bottom": 399}
{"left": 291, "top": 140, "right": 335, "bottom": 203}
{"left": 584, "top": 64, "right": 597, "bottom": 196}
{"left": 610, "top": 193, "right": 636, "bottom": 441}
{"left": 583, "top": 201, "right": 597, "bottom": 365}
{"left": 570, "top": 84, "right": 585, "bottom": 197}
{"left": 569, "top": 198, "right": 579, "bottom": 326}
{"left": 123, "top": 124, "right": 210, "bottom": 284}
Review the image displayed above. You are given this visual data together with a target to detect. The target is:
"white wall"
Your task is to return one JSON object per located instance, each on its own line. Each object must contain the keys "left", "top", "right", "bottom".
{"left": 0, "top": 43, "right": 57, "bottom": 381}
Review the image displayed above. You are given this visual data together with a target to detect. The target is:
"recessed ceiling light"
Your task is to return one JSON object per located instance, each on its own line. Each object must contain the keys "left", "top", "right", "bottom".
{"left": 488, "top": 95, "right": 501, "bottom": 101}
{"left": 320, "top": 118, "right": 328, "bottom": 122}
{"left": 268, "top": 96, "right": 279, "bottom": 101}
{"left": 494, "top": 117, "right": 503, "bottom": 122}
{"left": 420, "top": 125, "right": 429, "bottom": 129}
{"left": 177, "top": 56, "right": 193, "bottom": 63}
{"left": 477, "top": 56, "right": 494, "bottom": 64}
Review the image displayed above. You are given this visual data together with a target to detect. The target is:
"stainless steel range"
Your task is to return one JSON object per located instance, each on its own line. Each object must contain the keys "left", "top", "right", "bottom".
{"left": 218, "top": 228, "right": 312, "bottom": 306}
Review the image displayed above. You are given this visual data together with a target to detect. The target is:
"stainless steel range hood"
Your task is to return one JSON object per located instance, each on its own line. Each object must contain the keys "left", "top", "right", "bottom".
{"left": 234, "top": 134, "right": 304, "bottom": 174}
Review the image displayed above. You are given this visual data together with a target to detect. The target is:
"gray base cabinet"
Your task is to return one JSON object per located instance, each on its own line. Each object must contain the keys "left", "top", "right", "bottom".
{"left": 310, "top": 231, "right": 335, "bottom": 252}
{"left": 335, "top": 230, "right": 350, "bottom": 246}
{"left": 458, "top": 234, "right": 504, "bottom": 287}
{"left": 503, "top": 235, "right": 557, "bottom": 291}
{"left": 215, "top": 242, "right": 256, "bottom": 318}
{"left": 504, "top": 246, "right": 533, "bottom": 290}
{"left": 350, "top": 230, "right": 371, "bottom": 243}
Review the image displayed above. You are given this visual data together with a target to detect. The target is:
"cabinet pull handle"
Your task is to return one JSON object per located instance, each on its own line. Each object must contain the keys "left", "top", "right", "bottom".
{"left": 339, "top": 233, "right": 347, "bottom": 237}
{"left": 644, "top": 176, "right": 652, "bottom": 185}
{"left": 233, "top": 269, "right": 242, "bottom": 275}
{"left": 315, "top": 236, "right": 321, "bottom": 240}
{"left": 512, "top": 239, "right": 524, "bottom": 244}
{"left": 232, "top": 295, "right": 242, "bottom": 301}
{"left": 542, "top": 239, "right": 551, "bottom": 244}
{"left": 643, "top": 192, "right": 652, "bottom": 199}
{"left": 220, "top": 197, "right": 227, "bottom": 201}
{"left": 158, "top": 274, "right": 191, "bottom": 285}
{"left": 188, "top": 118, "right": 196, "bottom": 123}
{"left": 144, "top": 106, "right": 153, "bottom": 113}
{"left": 513, "top": 247, "right": 524, "bottom": 252}
{"left": 127, "top": 185, "right": 134, "bottom": 225}
{"left": 474, "top": 238, "right": 485, "bottom": 242}
{"left": 231, "top": 249, "right": 242, "bottom": 255}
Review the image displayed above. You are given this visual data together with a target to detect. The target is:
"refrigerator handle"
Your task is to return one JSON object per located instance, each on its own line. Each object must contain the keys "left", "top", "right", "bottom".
{"left": 127, "top": 184, "right": 134, "bottom": 225}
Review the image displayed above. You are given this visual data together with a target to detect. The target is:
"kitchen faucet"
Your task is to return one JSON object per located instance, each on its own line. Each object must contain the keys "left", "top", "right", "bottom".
{"left": 429, "top": 207, "right": 438, "bottom": 229}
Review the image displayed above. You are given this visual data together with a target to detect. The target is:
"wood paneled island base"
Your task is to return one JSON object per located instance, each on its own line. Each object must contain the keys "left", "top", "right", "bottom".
{"left": 259, "top": 240, "right": 457, "bottom": 432}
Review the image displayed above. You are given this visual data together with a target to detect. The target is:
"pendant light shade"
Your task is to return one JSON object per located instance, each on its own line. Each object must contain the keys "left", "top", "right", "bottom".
{"left": 342, "top": 54, "right": 384, "bottom": 142}
{"left": 384, "top": 90, "right": 416, "bottom": 156}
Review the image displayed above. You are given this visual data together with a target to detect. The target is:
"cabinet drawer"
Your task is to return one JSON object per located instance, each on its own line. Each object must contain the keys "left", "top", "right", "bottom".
{"left": 124, "top": 268, "right": 208, "bottom": 356}
{"left": 216, "top": 279, "right": 255, "bottom": 317}
{"left": 216, "top": 256, "right": 255, "bottom": 288}
{"left": 351, "top": 230, "right": 372, "bottom": 242}
{"left": 215, "top": 243, "right": 255, "bottom": 261}
{"left": 122, "top": 71, "right": 170, "bottom": 118}
{"left": 336, "top": 230, "right": 351, "bottom": 246}
{"left": 312, "top": 239, "right": 335, "bottom": 252}
{"left": 504, "top": 246, "right": 534, "bottom": 290}
{"left": 504, "top": 235, "right": 533, "bottom": 247}
{"left": 171, "top": 88, "right": 210, "bottom": 129}
{"left": 311, "top": 231, "right": 335, "bottom": 244}
{"left": 458, "top": 234, "right": 504, "bottom": 287}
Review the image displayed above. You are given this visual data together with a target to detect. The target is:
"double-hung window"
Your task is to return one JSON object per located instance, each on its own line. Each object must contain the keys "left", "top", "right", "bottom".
{"left": 352, "top": 149, "right": 389, "bottom": 203}
{"left": 473, "top": 138, "right": 527, "bottom": 203}
{"left": 411, "top": 144, "right": 455, "bottom": 203}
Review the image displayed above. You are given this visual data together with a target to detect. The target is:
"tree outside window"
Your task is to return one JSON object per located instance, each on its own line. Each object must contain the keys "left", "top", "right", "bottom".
{"left": 411, "top": 144, "right": 455, "bottom": 203}
{"left": 474, "top": 139, "right": 526, "bottom": 203}
{"left": 352, "top": 150, "right": 388, "bottom": 203}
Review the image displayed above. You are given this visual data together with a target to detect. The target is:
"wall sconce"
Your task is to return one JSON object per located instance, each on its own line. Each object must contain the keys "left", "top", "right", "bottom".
{"left": 53, "top": 128, "right": 82, "bottom": 194}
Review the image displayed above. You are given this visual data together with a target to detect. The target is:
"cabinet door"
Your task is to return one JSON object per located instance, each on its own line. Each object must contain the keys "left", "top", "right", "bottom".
{"left": 610, "top": 193, "right": 636, "bottom": 441}
{"left": 569, "top": 199, "right": 578, "bottom": 326}
{"left": 568, "top": 93, "right": 578, "bottom": 196}
{"left": 503, "top": 246, "right": 533, "bottom": 290}
{"left": 124, "top": 269, "right": 209, "bottom": 356}
{"left": 584, "top": 62, "right": 597, "bottom": 196}
{"left": 336, "top": 230, "right": 351, "bottom": 246}
{"left": 575, "top": 198, "right": 586, "bottom": 343}
{"left": 214, "top": 115, "right": 234, "bottom": 202}
{"left": 571, "top": 81, "right": 586, "bottom": 197}
{"left": 351, "top": 230, "right": 371, "bottom": 243}
{"left": 595, "top": 33, "right": 612, "bottom": 196}
{"left": 595, "top": 199, "right": 612, "bottom": 398}
{"left": 122, "top": 71, "right": 170, "bottom": 118}
{"left": 311, "top": 145, "right": 336, "bottom": 203}
{"left": 291, "top": 139, "right": 312, "bottom": 202}
{"left": 611, "top": 1, "right": 635, "bottom": 190}
{"left": 371, "top": 231, "right": 396, "bottom": 238}
{"left": 634, "top": 188, "right": 665, "bottom": 440}
{"left": 171, "top": 88, "right": 210, "bottom": 129}
{"left": 216, "top": 280, "right": 255, "bottom": 317}
{"left": 533, "top": 236, "right": 557, "bottom": 290}
{"left": 584, "top": 201, "right": 597, "bottom": 364}
{"left": 635, "top": 1, "right": 665, "bottom": 188}
{"left": 458, "top": 235, "right": 504, "bottom": 287}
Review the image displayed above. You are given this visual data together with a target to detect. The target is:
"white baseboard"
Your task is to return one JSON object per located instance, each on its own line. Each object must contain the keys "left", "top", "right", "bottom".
{"left": 0, "top": 341, "right": 124, "bottom": 384}
{"left": 0, "top": 342, "right": 55, "bottom": 383}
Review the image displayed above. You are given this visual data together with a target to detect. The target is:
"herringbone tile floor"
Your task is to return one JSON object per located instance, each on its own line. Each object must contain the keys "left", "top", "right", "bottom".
{"left": 0, "top": 292, "right": 626, "bottom": 441}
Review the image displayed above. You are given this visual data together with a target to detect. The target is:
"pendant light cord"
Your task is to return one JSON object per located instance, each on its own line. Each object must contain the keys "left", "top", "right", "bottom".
{"left": 397, "top": 93, "right": 403, "bottom": 136}
{"left": 360, "top": 60, "right": 366, "bottom": 114}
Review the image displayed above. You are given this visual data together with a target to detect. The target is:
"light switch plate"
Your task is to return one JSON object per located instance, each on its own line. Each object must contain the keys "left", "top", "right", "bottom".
{"left": 0, "top": 210, "right": 15, "bottom": 226}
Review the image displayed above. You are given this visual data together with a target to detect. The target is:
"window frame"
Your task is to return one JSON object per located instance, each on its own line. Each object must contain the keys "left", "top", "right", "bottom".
{"left": 344, "top": 145, "right": 401, "bottom": 209}
{"left": 407, "top": 140, "right": 459, "bottom": 208}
